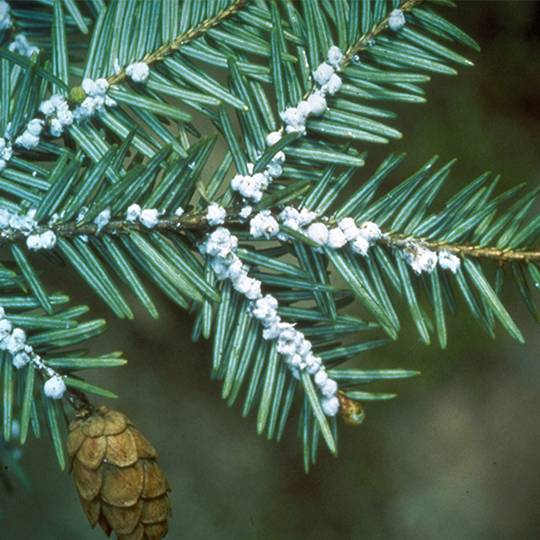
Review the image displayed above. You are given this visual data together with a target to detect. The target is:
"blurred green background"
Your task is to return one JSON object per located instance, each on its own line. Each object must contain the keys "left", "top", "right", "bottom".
{"left": 2, "top": 2, "right": 540, "bottom": 539}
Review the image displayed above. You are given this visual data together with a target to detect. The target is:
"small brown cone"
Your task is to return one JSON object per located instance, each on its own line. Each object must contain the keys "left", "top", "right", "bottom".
{"left": 337, "top": 392, "right": 366, "bottom": 426}
{"left": 68, "top": 406, "right": 170, "bottom": 539}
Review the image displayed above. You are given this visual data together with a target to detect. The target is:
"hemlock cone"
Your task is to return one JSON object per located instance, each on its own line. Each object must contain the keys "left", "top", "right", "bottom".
{"left": 68, "top": 406, "right": 170, "bottom": 540}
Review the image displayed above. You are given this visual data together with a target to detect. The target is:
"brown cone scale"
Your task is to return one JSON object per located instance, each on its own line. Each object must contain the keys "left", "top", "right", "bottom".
{"left": 68, "top": 406, "right": 170, "bottom": 539}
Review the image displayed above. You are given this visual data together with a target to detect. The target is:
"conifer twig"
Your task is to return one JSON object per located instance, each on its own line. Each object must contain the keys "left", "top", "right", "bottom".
{"left": 106, "top": 0, "right": 247, "bottom": 86}
{"left": 1, "top": 211, "right": 538, "bottom": 263}
{"left": 382, "top": 235, "right": 540, "bottom": 263}
{"left": 341, "top": 0, "right": 424, "bottom": 68}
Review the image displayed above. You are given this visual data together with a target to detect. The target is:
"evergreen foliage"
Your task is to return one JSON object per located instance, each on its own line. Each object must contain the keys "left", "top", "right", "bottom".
{"left": 0, "top": 0, "right": 538, "bottom": 493}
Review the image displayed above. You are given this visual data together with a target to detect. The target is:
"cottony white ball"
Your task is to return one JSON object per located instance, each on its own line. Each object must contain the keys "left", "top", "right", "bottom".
{"left": 388, "top": 9, "right": 406, "bottom": 31}
{"left": 139, "top": 208, "right": 160, "bottom": 228}
{"left": 307, "top": 222, "right": 329, "bottom": 246}
{"left": 44, "top": 375, "right": 66, "bottom": 399}
{"left": 321, "top": 396, "right": 340, "bottom": 416}
{"left": 327, "top": 227, "right": 347, "bottom": 249}
{"left": 307, "top": 93, "right": 327, "bottom": 116}
{"left": 327, "top": 45, "right": 343, "bottom": 67}
{"left": 266, "top": 131, "right": 282, "bottom": 146}
{"left": 313, "top": 63, "right": 334, "bottom": 86}
{"left": 351, "top": 236, "right": 370, "bottom": 256}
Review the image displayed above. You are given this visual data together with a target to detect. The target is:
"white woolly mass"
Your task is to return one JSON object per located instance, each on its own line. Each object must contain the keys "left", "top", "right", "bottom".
{"left": 229, "top": 47, "right": 343, "bottom": 209}
{"left": 249, "top": 210, "right": 279, "bottom": 239}
{"left": 251, "top": 294, "right": 279, "bottom": 326}
{"left": 126, "top": 62, "right": 150, "bottom": 83}
{"left": 266, "top": 131, "right": 282, "bottom": 146}
{"left": 272, "top": 150, "right": 286, "bottom": 164}
{"left": 12, "top": 351, "right": 30, "bottom": 369}
{"left": 94, "top": 208, "right": 111, "bottom": 232}
{"left": 39, "top": 230, "right": 56, "bottom": 249}
{"left": 323, "top": 73, "right": 343, "bottom": 95}
{"left": 321, "top": 396, "right": 340, "bottom": 416}
{"left": 272, "top": 47, "right": 342, "bottom": 156}
{"left": 282, "top": 216, "right": 383, "bottom": 257}
{"left": 0, "top": 308, "right": 65, "bottom": 397}
{"left": 4, "top": 327, "right": 26, "bottom": 354}
{"left": 0, "top": 318, "right": 12, "bottom": 339}
{"left": 74, "top": 78, "right": 116, "bottom": 122}
{"left": 43, "top": 374, "right": 66, "bottom": 399}
{"left": 306, "top": 92, "right": 327, "bottom": 116}
{"left": 81, "top": 78, "right": 109, "bottom": 97}
{"left": 297, "top": 100, "right": 312, "bottom": 119}
{"left": 43, "top": 95, "right": 73, "bottom": 135}
{"left": 306, "top": 222, "right": 329, "bottom": 246}
{"left": 94, "top": 78, "right": 110, "bottom": 96}
{"left": 0, "top": 325, "right": 24, "bottom": 354}
{"left": 327, "top": 227, "right": 347, "bottom": 249}
{"left": 321, "top": 378, "right": 338, "bottom": 398}
{"left": 200, "top": 222, "right": 339, "bottom": 416}
{"left": 0, "top": 208, "right": 37, "bottom": 235}
{"left": 25, "top": 234, "right": 40, "bottom": 252}
{"left": 239, "top": 205, "right": 253, "bottom": 220}
{"left": 339, "top": 217, "right": 360, "bottom": 241}
{"left": 81, "top": 78, "right": 97, "bottom": 96}
{"left": 126, "top": 203, "right": 142, "bottom": 223}
{"left": 314, "top": 369, "right": 328, "bottom": 387}
{"left": 233, "top": 271, "right": 262, "bottom": 300}
{"left": 0, "top": 137, "right": 13, "bottom": 170}
{"left": 280, "top": 107, "right": 306, "bottom": 134}
{"left": 139, "top": 208, "right": 160, "bottom": 228}
{"left": 388, "top": 9, "right": 406, "bottom": 31}
{"left": 202, "top": 227, "right": 238, "bottom": 258}
{"left": 266, "top": 160, "right": 283, "bottom": 178}
{"left": 327, "top": 45, "right": 343, "bottom": 68}
{"left": 313, "top": 62, "right": 335, "bottom": 86}
{"left": 206, "top": 203, "right": 226, "bottom": 226}
{"left": 0, "top": 0, "right": 12, "bottom": 30}
{"left": 438, "top": 250, "right": 461, "bottom": 273}
{"left": 0, "top": 209, "right": 9, "bottom": 229}
{"left": 15, "top": 125, "right": 41, "bottom": 150}
{"left": 27, "top": 118, "right": 44, "bottom": 137}
{"left": 2, "top": 207, "right": 57, "bottom": 250}
{"left": 174, "top": 206, "right": 185, "bottom": 218}
{"left": 38, "top": 100, "right": 55, "bottom": 117}
{"left": 405, "top": 245, "right": 438, "bottom": 274}
{"left": 9, "top": 33, "right": 39, "bottom": 58}
{"left": 230, "top": 171, "right": 271, "bottom": 203}
{"left": 279, "top": 206, "right": 317, "bottom": 231}
{"left": 73, "top": 98, "right": 96, "bottom": 122}
{"left": 358, "top": 221, "right": 382, "bottom": 242}
{"left": 351, "top": 235, "right": 370, "bottom": 256}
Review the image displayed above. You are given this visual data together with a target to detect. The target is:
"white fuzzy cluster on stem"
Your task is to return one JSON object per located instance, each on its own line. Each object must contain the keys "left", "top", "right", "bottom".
{"left": 199, "top": 219, "right": 341, "bottom": 417}
{"left": 0, "top": 207, "right": 57, "bottom": 251}
{"left": 249, "top": 207, "right": 462, "bottom": 275}
{"left": 8, "top": 33, "right": 39, "bottom": 57}
{"left": 126, "top": 62, "right": 150, "bottom": 83}
{"left": 231, "top": 47, "right": 345, "bottom": 207}
{"left": 74, "top": 78, "right": 117, "bottom": 122}
{"left": 0, "top": 306, "right": 65, "bottom": 399}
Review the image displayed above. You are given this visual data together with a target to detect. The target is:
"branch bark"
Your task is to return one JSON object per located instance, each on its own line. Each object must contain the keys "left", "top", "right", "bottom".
{"left": 1, "top": 209, "right": 538, "bottom": 264}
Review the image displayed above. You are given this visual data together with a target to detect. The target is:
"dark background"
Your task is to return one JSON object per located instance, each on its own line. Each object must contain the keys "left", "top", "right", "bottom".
{"left": 2, "top": 2, "right": 540, "bottom": 539}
